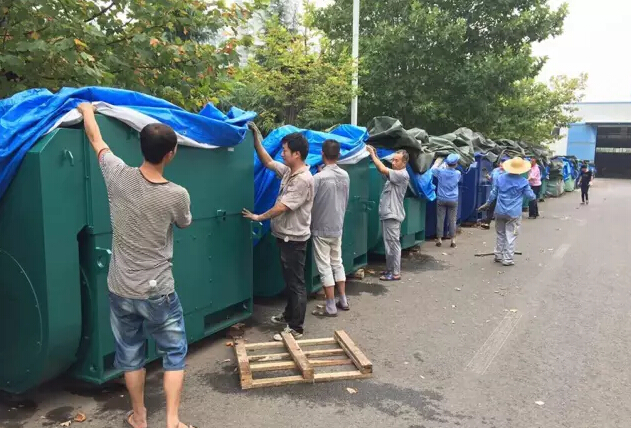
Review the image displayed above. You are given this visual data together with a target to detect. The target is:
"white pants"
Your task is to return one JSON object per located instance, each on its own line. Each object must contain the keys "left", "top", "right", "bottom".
{"left": 494, "top": 215, "right": 520, "bottom": 262}
{"left": 313, "top": 236, "right": 346, "bottom": 287}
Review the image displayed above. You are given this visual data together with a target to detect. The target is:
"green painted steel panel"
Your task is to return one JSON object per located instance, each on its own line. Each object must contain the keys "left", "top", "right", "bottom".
{"left": 0, "top": 115, "right": 255, "bottom": 392}
{"left": 367, "top": 164, "right": 426, "bottom": 255}
{"left": 253, "top": 159, "right": 371, "bottom": 297}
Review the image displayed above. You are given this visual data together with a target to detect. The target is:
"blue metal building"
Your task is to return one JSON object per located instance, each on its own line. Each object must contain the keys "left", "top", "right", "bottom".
{"left": 554, "top": 102, "right": 631, "bottom": 178}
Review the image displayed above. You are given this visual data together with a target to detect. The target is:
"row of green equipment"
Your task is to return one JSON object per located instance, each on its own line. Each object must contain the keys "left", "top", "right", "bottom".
{"left": 0, "top": 116, "right": 256, "bottom": 394}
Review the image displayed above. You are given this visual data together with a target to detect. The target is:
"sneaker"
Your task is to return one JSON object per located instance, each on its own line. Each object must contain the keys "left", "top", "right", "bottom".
{"left": 450, "top": 242, "right": 457, "bottom": 248}
{"left": 502, "top": 260, "right": 515, "bottom": 267}
{"left": 494, "top": 257, "right": 503, "bottom": 263}
{"left": 270, "top": 314, "right": 286, "bottom": 325}
{"left": 480, "top": 224, "right": 490, "bottom": 230}
{"left": 586, "top": 200, "right": 589, "bottom": 205}
{"left": 436, "top": 240, "right": 442, "bottom": 247}
{"left": 273, "top": 326, "right": 303, "bottom": 342}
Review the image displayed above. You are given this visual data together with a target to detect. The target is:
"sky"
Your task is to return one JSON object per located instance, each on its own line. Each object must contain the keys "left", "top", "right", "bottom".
{"left": 532, "top": 0, "right": 631, "bottom": 102}
{"left": 312, "top": 0, "right": 630, "bottom": 102}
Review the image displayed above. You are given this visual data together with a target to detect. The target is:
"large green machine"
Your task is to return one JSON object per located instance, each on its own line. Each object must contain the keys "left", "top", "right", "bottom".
{"left": 0, "top": 115, "right": 256, "bottom": 393}
{"left": 253, "top": 158, "right": 372, "bottom": 297}
{"left": 367, "top": 164, "right": 426, "bottom": 254}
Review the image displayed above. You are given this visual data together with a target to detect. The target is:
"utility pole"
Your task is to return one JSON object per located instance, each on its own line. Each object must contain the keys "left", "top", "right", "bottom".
{"left": 350, "top": 0, "right": 359, "bottom": 125}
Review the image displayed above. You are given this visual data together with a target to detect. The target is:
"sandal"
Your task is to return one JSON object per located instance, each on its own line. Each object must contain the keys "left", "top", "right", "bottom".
{"left": 336, "top": 300, "right": 350, "bottom": 311}
{"left": 312, "top": 305, "right": 337, "bottom": 317}
{"left": 125, "top": 411, "right": 146, "bottom": 428}
{"left": 380, "top": 273, "right": 401, "bottom": 281}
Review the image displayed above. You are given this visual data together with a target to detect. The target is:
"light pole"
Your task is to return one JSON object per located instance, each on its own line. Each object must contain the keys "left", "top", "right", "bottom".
{"left": 350, "top": 0, "right": 359, "bottom": 125}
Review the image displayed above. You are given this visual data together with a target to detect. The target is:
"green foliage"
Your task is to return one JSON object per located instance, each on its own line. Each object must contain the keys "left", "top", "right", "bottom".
{"left": 315, "top": 0, "right": 574, "bottom": 140}
{"left": 489, "top": 74, "right": 588, "bottom": 144}
{"left": 222, "top": 17, "right": 356, "bottom": 134}
{"left": 0, "top": 0, "right": 264, "bottom": 109}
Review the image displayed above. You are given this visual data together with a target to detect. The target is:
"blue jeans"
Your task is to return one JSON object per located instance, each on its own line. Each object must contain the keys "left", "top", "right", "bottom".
{"left": 109, "top": 291, "right": 187, "bottom": 372}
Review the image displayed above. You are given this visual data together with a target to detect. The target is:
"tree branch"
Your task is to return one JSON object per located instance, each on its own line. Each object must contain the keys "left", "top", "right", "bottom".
{"left": 85, "top": 2, "right": 116, "bottom": 23}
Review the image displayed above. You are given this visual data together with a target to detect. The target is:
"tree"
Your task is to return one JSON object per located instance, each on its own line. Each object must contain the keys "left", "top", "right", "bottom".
{"left": 489, "top": 74, "right": 588, "bottom": 144}
{"left": 315, "top": 0, "right": 571, "bottom": 136}
{"left": 222, "top": 15, "right": 356, "bottom": 134}
{"left": 0, "top": 0, "right": 262, "bottom": 110}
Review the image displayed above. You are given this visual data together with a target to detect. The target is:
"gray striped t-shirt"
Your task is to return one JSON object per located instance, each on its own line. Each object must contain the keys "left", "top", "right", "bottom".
{"left": 99, "top": 151, "right": 192, "bottom": 299}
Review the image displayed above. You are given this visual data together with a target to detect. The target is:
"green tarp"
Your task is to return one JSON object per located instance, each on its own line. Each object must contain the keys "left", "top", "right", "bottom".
{"left": 366, "top": 116, "right": 552, "bottom": 173}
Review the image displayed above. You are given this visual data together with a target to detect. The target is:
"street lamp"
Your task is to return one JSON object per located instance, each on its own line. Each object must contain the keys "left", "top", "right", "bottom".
{"left": 350, "top": 0, "right": 359, "bottom": 125}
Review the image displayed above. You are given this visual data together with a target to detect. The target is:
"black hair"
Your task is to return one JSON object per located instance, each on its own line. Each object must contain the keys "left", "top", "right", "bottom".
{"left": 281, "top": 132, "right": 309, "bottom": 161}
{"left": 140, "top": 123, "right": 178, "bottom": 164}
{"left": 322, "top": 139, "right": 341, "bottom": 161}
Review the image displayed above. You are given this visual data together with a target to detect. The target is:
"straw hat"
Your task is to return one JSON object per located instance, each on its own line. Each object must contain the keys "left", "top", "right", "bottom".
{"left": 502, "top": 157, "right": 531, "bottom": 175}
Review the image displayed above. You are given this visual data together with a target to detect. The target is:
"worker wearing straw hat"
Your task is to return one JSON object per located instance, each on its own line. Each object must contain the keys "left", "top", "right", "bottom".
{"left": 479, "top": 157, "right": 536, "bottom": 266}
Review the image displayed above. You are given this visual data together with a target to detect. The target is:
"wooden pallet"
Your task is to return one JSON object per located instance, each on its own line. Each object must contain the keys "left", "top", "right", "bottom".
{"left": 234, "top": 330, "right": 372, "bottom": 389}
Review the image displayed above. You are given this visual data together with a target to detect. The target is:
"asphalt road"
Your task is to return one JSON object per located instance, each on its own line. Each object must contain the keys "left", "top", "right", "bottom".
{"left": 2, "top": 179, "right": 630, "bottom": 428}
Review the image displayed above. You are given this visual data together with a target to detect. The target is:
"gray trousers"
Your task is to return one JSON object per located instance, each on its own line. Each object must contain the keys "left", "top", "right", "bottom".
{"left": 494, "top": 215, "right": 520, "bottom": 262}
{"left": 382, "top": 219, "right": 402, "bottom": 276}
{"left": 437, "top": 200, "right": 458, "bottom": 239}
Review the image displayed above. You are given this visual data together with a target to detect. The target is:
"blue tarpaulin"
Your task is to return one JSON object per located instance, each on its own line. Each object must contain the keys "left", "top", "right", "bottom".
{"left": 376, "top": 148, "right": 436, "bottom": 202}
{"left": 0, "top": 87, "right": 256, "bottom": 201}
{"left": 254, "top": 124, "right": 369, "bottom": 242}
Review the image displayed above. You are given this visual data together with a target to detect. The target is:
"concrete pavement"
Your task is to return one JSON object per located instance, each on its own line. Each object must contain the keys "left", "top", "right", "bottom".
{"left": 2, "top": 179, "right": 630, "bottom": 428}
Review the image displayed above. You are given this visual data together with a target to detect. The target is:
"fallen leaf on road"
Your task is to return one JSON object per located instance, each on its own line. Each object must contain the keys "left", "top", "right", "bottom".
{"left": 404, "top": 362, "right": 409, "bottom": 365}
{"left": 346, "top": 387, "right": 357, "bottom": 394}
{"left": 222, "top": 359, "right": 231, "bottom": 363}
{"left": 74, "top": 413, "right": 86, "bottom": 423}
{"left": 420, "top": 375, "right": 425, "bottom": 379}
{"left": 452, "top": 305, "right": 456, "bottom": 308}
{"left": 494, "top": 290, "right": 499, "bottom": 293}
{"left": 510, "top": 309, "right": 518, "bottom": 313}
{"left": 535, "top": 401, "right": 544, "bottom": 406}
{"left": 225, "top": 342, "right": 234, "bottom": 347}
{"left": 455, "top": 287, "right": 461, "bottom": 291}
{"left": 486, "top": 320, "right": 490, "bottom": 323}
{"left": 60, "top": 422, "right": 71, "bottom": 427}
{"left": 451, "top": 320, "right": 455, "bottom": 324}
{"left": 441, "top": 252, "right": 448, "bottom": 256}
{"left": 395, "top": 299, "right": 400, "bottom": 302}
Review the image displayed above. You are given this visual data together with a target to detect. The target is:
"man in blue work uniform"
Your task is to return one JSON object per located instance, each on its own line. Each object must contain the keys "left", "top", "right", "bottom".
{"left": 479, "top": 157, "right": 535, "bottom": 267}
{"left": 432, "top": 153, "right": 462, "bottom": 248}
{"left": 481, "top": 156, "right": 508, "bottom": 230}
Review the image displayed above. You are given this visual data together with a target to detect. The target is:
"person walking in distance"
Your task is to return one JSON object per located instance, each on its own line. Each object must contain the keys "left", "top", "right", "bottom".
{"left": 77, "top": 104, "right": 193, "bottom": 428}
{"left": 432, "top": 154, "right": 462, "bottom": 248}
{"left": 480, "top": 156, "right": 508, "bottom": 230}
{"left": 479, "top": 157, "right": 535, "bottom": 267}
{"left": 366, "top": 146, "right": 410, "bottom": 281}
{"left": 310, "top": 140, "right": 350, "bottom": 317}
{"left": 527, "top": 158, "right": 542, "bottom": 219}
{"left": 242, "top": 124, "right": 314, "bottom": 340}
{"left": 578, "top": 163, "right": 593, "bottom": 204}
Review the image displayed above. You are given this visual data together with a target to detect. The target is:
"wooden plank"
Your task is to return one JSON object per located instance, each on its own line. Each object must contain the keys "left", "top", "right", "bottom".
{"left": 248, "top": 348, "right": 346, "bottom": 362}
{"left": 244, "top": 337, "right": 336, "bottom": 351}
{"left": 298, "top": 338, "right": 337, "bottom": 347}
{"left": 251, "top": 358, "right": 353, "bottom": 373}
{"left": 281, "top": 332, "right": 314, "bottom": 380}
{"left": 314, "top": 370, "right": 372, "bottom": 382}
{"left": 334, "top": 330, "right": 373, "bottom": 374}
{"left": 234, "top": 342, "right": 252, "bottom": 389}
{"left": 248, "top": 370, "right": 370, "bottom": 389}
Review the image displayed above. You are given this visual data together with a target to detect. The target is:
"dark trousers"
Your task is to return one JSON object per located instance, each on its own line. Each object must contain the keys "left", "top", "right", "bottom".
{"left": 483, "top": 199, "right": 497, "bottom": 225}
{"left": 581, "top": 185, "right": 589, "bottom": 202}
{"left": 529, "top": 185, "right": 541, "bottom": 218}
{"left": 277, "top": 239, "right": 307, "bottom": 334}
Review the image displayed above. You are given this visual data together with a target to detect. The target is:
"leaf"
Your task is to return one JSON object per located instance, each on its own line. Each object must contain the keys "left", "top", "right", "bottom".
{"left": 150, "top": 38, "right": 160, "bottom": 47}
{"left": 74, "top": 38, "right": 87, "bottom": 49}
{"left": 346, "top": 387, "right": 357, "bottom": 394}
{"left": 74, "top": 413, "right": 86, "bottom": 422}
{"left": 60, "top": 422, "right": 71, "bottom": 427}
